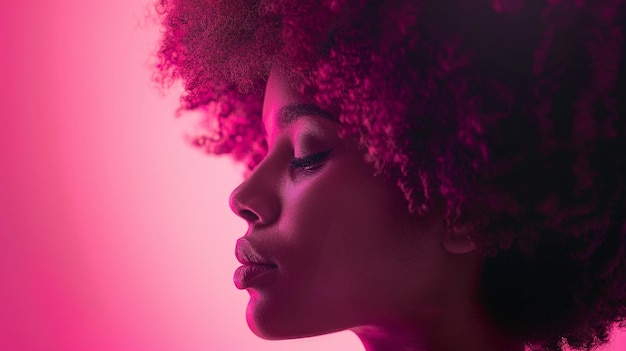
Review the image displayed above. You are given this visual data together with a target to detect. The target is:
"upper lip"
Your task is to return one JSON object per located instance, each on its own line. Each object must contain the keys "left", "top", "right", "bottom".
{"left": 235, "top": 238, "right": 277, "bottom": 267}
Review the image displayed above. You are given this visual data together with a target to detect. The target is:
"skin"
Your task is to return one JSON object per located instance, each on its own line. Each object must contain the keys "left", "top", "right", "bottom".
{"left": 229, "top": 69, "right": 525, "bottom": 351}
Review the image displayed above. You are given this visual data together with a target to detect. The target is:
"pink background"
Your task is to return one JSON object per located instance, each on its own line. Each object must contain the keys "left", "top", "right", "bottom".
{"left": 0, "top": 1, "right": 624, "bottom": 350}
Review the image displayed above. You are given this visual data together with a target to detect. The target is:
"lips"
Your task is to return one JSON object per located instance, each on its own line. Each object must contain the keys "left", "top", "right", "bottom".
{"left": 234, "top": 238, "right": 277, "bottom": 289}
{"left": 235, "top": 238, "right": 276, "bottom": 266}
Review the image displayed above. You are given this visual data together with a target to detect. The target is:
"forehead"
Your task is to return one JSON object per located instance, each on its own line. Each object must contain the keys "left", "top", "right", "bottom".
{"left": 261, "top": 69, "right": 340, "bottom": 139}
{"left": 262, "top": 69, "right": 313, "bottom": 130}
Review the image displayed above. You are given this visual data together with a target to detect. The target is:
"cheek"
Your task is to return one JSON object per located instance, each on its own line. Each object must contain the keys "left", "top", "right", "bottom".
{"left": 281, "top": 166, "right": 408, "bottom": 280}
{"left": 278, "top": 178, "right": 343, "bottom": 270}
{"left": 275, "top": 173, "right": 372, "bottom": 286}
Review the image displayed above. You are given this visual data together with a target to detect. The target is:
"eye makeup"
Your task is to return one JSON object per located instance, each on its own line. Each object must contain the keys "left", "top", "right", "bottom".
{"left": 289, "top": 149, "right": 335, "bottom": 174}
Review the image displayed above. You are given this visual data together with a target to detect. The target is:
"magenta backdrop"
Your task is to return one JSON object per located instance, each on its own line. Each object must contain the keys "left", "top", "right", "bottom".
{"left": 0, "top": 1, "right": 624, "bottom": 350}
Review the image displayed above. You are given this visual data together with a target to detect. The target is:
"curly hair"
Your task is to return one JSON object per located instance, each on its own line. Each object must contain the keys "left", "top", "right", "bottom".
{"left": 154, "top": 0, "right": 626, "bottom": 349}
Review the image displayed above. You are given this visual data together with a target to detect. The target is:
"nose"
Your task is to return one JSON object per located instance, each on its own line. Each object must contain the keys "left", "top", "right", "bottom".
{"left": 228, "top": 161, "right": 281, "bottom": 226}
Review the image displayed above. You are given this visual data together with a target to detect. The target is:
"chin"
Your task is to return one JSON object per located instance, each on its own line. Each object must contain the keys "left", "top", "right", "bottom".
{"left": 245, "top": 312, "right": 309, "bottom": 340}
{"left": 245, "top": 293, "right": 297, "bottom": 340}
{"left": 244, "top": 294, "right": 347, "bottom": 340}
{"left": 245, "top": 307, "right": 315, "bottom": 340}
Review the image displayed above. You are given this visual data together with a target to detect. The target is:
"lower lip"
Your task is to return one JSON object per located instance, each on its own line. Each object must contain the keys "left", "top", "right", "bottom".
{"left": 233, "top": 264, "right": 277, "bottom": 289}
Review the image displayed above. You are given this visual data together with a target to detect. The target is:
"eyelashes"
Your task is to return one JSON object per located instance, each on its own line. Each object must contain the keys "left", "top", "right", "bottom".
{"left": 289, "top": 149, "right": 334, "bottom": 175}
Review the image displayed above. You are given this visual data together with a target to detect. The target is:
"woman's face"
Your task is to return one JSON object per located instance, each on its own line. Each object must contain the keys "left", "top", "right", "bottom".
{"left": 229, "top": 70, "right": 452, "bottom": 339}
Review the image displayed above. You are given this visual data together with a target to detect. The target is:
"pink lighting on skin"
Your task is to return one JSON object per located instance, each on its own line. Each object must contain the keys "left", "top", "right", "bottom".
{"left": 0, "top": 1, "right": 624, "bottom": 350}
{"left": 0, "top": 1, "right": 360, "bottom": 350}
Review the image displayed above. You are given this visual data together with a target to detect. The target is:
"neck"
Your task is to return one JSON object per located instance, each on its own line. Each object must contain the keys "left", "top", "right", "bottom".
{"left": 352, "top": 317, "right": 524, "bottom": 351}
{"left": 351, "top": 253, "right": 524, "bottom": 351}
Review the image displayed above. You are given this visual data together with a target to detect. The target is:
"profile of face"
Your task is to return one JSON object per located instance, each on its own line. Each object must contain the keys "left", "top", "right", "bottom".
{"left": 228, "top": 70, "right": 480, "bottom": 341}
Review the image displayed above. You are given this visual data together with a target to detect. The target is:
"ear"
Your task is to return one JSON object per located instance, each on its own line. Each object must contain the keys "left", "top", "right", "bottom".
{"left": 441, "top": 225, "right": 476, "bottom": 254}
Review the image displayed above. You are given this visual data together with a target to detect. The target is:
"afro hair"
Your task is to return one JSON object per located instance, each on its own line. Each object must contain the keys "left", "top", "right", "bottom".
{"left": 155, "top": 0, "right": 626, "bottom": 349}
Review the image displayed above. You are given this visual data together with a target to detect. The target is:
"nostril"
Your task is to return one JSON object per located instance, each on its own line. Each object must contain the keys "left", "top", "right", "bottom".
{"left": 239, "top": 209, "right": 260, "bottom": 223}
{"left": 228, "top": 174, "right": 280, "bottom": 225}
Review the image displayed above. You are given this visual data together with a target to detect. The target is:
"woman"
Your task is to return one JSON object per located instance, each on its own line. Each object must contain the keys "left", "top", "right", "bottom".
{"left": 154, "top": 1, "right": 626, "bottom": 350}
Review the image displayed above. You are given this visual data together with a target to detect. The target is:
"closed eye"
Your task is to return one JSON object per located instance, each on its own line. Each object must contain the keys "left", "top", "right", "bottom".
{"left": 289, "top": 149, "right": 334, "bottom": 174}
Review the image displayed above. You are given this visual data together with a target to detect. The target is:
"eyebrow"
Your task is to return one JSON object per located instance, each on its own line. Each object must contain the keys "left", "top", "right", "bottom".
{"left": 276, "top": 103, "right": 339, "bottom": 129}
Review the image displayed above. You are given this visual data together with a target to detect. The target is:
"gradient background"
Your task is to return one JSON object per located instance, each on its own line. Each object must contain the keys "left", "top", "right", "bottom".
{"left": 0, "top": 1, "right": 624, "bottom": 350}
